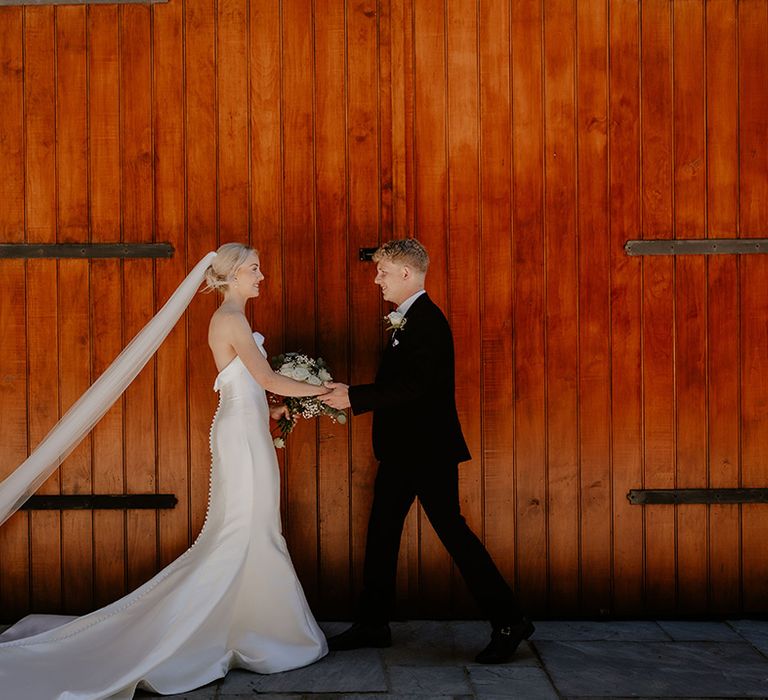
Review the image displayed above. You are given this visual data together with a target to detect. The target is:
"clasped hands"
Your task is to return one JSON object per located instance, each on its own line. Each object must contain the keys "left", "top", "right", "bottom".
{"left": 319, "top": 381, "right": 351, "bottom": 410}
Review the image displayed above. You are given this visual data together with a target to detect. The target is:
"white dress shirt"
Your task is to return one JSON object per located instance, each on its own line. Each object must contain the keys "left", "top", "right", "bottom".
{"left": 396, "top": 289, "right": 426, "bottom": 316}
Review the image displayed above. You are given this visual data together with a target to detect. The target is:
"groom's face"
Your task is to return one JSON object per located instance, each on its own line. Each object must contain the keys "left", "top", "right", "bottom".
{"left": 375, "top": 259, "right": 409, "bottom": 305}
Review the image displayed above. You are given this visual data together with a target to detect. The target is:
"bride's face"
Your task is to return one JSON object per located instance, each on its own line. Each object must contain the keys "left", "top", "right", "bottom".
{"left": 233, "top": 252, "right": 264, "bottom": 298}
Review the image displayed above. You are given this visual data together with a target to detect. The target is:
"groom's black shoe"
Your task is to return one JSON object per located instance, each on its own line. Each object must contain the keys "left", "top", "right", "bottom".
{"left": 474, "top": 619, "right": 535, "bottom": 664}
{"left": 327, "top": 622, "right": 392, "bottom": 651}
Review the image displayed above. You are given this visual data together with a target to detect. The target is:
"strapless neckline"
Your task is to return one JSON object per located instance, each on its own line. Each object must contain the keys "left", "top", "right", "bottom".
{"left": 214, "top": 331, "right": 265, "bottom": 390}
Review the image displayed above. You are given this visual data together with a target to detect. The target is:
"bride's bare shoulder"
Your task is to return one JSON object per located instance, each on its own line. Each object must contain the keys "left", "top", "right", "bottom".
{"left": 208, "top": 306, "right": 249, "bottom": 339}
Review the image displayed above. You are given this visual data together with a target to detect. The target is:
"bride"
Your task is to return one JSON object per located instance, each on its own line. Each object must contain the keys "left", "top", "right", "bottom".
{"left": 0, "top": 243, "right": 329, "bottom": 698}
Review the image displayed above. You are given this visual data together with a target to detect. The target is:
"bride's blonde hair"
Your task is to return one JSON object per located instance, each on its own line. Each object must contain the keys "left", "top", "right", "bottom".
{"left": 204, "top": 242, "right": 258, "bottom": 294}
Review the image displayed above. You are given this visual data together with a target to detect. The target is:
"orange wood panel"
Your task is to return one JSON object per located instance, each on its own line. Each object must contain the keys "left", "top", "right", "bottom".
{"left": 511, "top": 0, "right": 547, "bottom": 615}
{"left": 314, "top": 0, "right": 351, "bottom": 616}
{"left": 705, "top": 0, "right": 740, "bottom": 614}
{"left": 281, "top": 0, "right": 319, "bottom": 602}
{"left": 738, "top": 0, "right": 768, "bottom": 613}
{"left": 379, "top": 0, "right": 394, "bottom": 240}
{"left": 543, "top": 0, "right": 579, "bottom": 614}
{"left": 576, "top": 0, "right": 611, "bottom": 616}
{"left": 56, "top": 5, "right": 93, "bottom": 614}
{"left": 446, "top": 0, "right": 482, "bottom": 615}
{"left": 185, "top": 0, "right": 219, "bottom": 543}
{"left": 154, "top": 0, "right": 191, "bottom": 569}
{"left": 478, "top": 0, "right": 515, "bottom": 592}
{"left": 347, "top": 0, "right": 384, "bottom": 610}
{"left": 24, "top": 5, "right": 62, "bottom": 614}
{"left": 672, "top": 0, "right": 708, "bottom": 613}
{"left": 0, "top": 6, "right": 30, "bottom": 620}
{"left": 413, "top": 0, "right": 452, "bottom": 615}
{"left": 217, "top": 0, "right": 249, "bottom": 243}
{"left": 640, "top": 0, "right": 675, "bottom": 615}
{"left": 248, "top": 0, "right": 283, "bottom": 338}
{"left": 121, "top": 4, "right": 158, "bottom": 592}
{"left": 88, "top": 3, "right": 126, "bottom": 608}
{"left": 608, "top": 0, "right": 643, "bottom": 615}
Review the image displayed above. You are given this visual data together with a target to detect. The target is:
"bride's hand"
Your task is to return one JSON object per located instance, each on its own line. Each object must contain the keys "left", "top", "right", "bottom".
{"left": 270, "top": 404, "right": 291, "bottom": 422}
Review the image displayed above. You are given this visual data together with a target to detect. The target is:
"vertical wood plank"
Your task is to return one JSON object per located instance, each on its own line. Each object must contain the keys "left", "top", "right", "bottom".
{"left": 314, "top": 0, "right": 351, "bottom": 616}
{"left": 121, "top": 4, "right": 158, "bottom": 592}
{"left": 608, "top": 0, "right": 643, "bottom": 615}
{"left": 282, "top": 0, "right": 318, "bottom": 602}
{"left": 249, "top": 0, "right": 282, "bottom": 342}
{"left": 88, "top": 3, "right": 126, "bottom": 607}
{"left": 56, "top": 5, "right": 93, "bottom": 614}
{"left": 347, "top": 0, "right": 385, "bottom": 609}
{"left": 154, "top": 0, "right": 190, "bottom": 569}
{"left": 478, "top": 0, "right": 515, "bottom": 591}
{"left": 413, "top": 0, "right": 452, "bottom": 614}
{"left": 576, "top": 0, "right": 611, "bottom": 615}
{"left": 511, "top": 0, "right": 547, "bottom": 614}
{"left": 738, "top": 0, "right": 768, "bottom": 614}
{"left": 672, "top": 0, "right": 708, "bottom": 613}
{"left": 217, "top": 0, "right": 249, "bottom": 243}
{"left": 543, "top": 0, "right": 578, "bottom": 614}
{"left": 24, "top": 5, "right": 62, "bottom": 615}
{"left": 641, "top": 0, "right": 675, "bottom": 614}
{"left": 706, "top": 0, "right": 740, "bottom": 614}
{"left": 0, "top": 5, "right": 29, "bottom": 621}
{"left": 446, "top": 0, "right": 482, "bottom": 615}
{"left": 186, "top": 0, "right": 219, "bottom": 543}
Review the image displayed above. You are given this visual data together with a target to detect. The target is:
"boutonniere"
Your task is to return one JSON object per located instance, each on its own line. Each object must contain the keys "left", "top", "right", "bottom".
{"left": 384, "top": 311, "right": 408, "bottom": 332}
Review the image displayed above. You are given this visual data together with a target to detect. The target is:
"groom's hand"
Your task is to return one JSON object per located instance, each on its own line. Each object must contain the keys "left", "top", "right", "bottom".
{"left": 321, "top": 381, "right": 351, "bottom": 410}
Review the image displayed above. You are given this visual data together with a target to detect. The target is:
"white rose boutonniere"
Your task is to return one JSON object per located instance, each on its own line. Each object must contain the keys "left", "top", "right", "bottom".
{"left": 384, "top": 311, "right": 408, "bottom": 332}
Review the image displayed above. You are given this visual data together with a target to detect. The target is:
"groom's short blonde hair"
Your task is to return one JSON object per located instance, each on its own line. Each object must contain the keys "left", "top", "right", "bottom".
{"left": 373, "top": 239, "right": 429, "bottom": 274}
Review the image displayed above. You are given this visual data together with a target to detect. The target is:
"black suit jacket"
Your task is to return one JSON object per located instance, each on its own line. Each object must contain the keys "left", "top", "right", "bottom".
{"left": 348, "top": 293, "right": 471, "bottom": 465}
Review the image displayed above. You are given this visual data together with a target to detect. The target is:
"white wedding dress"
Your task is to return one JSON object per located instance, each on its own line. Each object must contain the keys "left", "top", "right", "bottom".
{"left": 0, "top": 331, "right": 327, "bottom": 699}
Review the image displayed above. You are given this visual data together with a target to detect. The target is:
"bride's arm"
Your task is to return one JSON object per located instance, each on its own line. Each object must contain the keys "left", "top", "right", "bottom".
{"left": 225, "top": 315, "right": 328, "bottom": 398}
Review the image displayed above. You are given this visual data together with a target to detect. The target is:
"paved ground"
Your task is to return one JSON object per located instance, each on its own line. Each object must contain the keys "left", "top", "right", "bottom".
{"left": 4, "top": 619, "right": 768, "bottom": 698}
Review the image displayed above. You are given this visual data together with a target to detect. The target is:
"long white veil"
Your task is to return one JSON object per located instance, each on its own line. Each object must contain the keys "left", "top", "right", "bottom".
{"left": 0, "top": 251, "right": 217, "bottom": 527}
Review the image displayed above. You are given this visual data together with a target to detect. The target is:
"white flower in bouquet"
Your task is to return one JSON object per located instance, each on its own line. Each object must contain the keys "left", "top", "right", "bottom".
{"left": 269, "top": 352, "right": 347, "bottom": 448}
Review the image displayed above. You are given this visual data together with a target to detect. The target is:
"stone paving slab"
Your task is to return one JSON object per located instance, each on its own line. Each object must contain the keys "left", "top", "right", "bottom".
{"left": 536, "top": 640, "right": 768, "bottom": 697}
{"left": 218, "top": 648, "right": 387, "bottom": 694}
{"left": 531, "top": 620, "right": 670, "bottom": 642}
{"left": 727, "top": 619, "right": 768, "bottom": 657}
{"left": 388, "top": 665, "right": 473, "bottom": 695}
{"left": 656, "top": 620, "right": 742, "bottom": 642}
{"left": 468, "top": 666, "right": 559, "bottom": 699}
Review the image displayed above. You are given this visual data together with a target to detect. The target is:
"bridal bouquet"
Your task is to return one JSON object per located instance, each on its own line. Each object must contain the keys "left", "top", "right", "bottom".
{"left": 269, "top": 352, "right": 347, "bottom": 448}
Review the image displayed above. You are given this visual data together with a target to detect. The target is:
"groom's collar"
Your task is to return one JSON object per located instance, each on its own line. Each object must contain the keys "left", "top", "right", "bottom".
{"left": 395, "top": 289, "right": 426, "bottom": 317}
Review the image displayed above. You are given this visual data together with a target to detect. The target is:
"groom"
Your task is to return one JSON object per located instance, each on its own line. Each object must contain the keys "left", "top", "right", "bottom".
{"left": 322, "top": 239, "right": 533, "bottom": 664}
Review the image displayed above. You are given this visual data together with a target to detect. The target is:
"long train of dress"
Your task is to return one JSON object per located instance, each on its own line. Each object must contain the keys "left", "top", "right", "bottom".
{"left": 0, "top": 332, "right": 327, "bottom": 699}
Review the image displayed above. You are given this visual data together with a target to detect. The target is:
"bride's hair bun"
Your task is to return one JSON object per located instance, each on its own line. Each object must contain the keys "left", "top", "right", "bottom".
{"left": 203, "top": 242, "right": 258, "bottom": 294}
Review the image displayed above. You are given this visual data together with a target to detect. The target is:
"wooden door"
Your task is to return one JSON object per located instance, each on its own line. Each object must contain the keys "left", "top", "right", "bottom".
{"left": 1, "top": 0, "right": 767, "bottom": 622}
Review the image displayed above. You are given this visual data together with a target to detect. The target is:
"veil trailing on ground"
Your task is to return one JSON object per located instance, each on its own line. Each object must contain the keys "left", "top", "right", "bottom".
{"left": 0, "top": 251, "right": 217, "bottom": 527}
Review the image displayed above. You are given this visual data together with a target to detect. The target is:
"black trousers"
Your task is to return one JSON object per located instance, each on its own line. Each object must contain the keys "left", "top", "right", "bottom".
{"left": 357, "top": 459, "right": 522, "bottom": 628}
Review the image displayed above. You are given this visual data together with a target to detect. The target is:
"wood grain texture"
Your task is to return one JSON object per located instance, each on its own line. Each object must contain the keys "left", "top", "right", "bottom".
{"left": 543, "top": 0, "right": 578, "bottom": 614}
{"left": 640, "top": 0, "right": 675, "bottom": 615}
{"left": 25, "top": 5, "right": 62, "bottom": 614}
{"left": 0, "top": 0, "right": 766, "bottom": 621}
{"left": 705, "top": 0, "right": 740, "bottom": 614}
{"left": 672, "top": 0, "right": 707, "bottom": 613}
{"left": 738, "top": 0, "right": 768, "bottom": 614}
{"left": 511, "top": 0, "right": 547, "bottom": 615}
{"left": 576, "top": 0, "right": 610, "bottom": 616}
{"left": 478, "top": 0, "right": 514, "bottom": 590}
{"left": 0, "top": 6, "right": 29, "bottom": 621}
{"left": 56, "top": 5, "right": 93, "bottom": 614}
{"left": 89, "top": 3, "right": 125, "bottom": 608}
{"left": 608, "top": 0, "right": 643, "bottom": 616}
